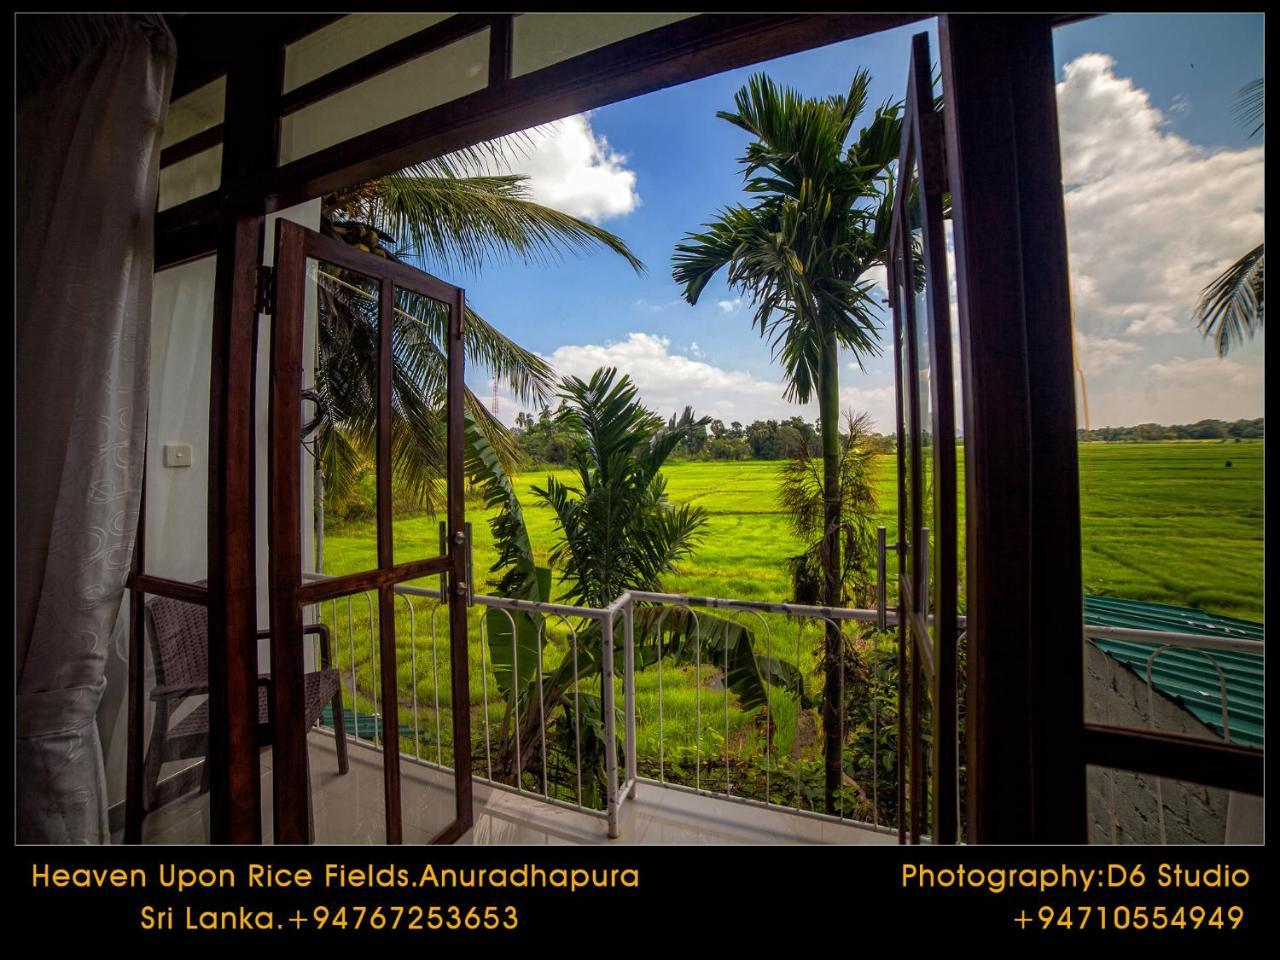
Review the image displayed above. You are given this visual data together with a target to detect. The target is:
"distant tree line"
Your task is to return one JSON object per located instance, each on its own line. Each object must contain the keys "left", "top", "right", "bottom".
{"left": 512, "top": 407, "right": 896, "bottom": 466}
{"left": 1078, "top": 417, "right": 1263, "bottom": 443}
{"left": 512, "top": 408, "right": 1263, "bottom": 467}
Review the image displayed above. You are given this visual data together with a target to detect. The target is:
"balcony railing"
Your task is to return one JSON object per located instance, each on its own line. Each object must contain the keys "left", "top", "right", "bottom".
{"left": 300, "top": 573, "right": 1259, "bottom": 842}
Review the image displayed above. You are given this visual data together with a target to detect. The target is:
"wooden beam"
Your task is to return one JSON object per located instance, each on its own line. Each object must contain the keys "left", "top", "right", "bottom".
{"left": 248, "top": 13, "right": 927, "bottom": 212}
{"left": 446, "top": 285, "right": 474, "bottom": 835}
{"left": 295, "top": 556, "right": 450, "bottom": 605}
{"left": 159, "top": 124, "right": 224, "bottom": 168}
{"left": 488, "top": 14, "right": 513, "bottom": 90}
{"left": 206, "top": 211, "right": 265, "bottom": 844}
{"left": 1008, "top": 15, "right": 1086, "bottom": 843}
{"left": 940, "top": 14, "right": 1085, "bottom": 843}
{"left": 1083, "top": 725, "right": 1263, "bottom": 795}
{"left": 159, "top": 15, "right": 927, "bottom": 263}
{"left": 266, "top": 218, "right": 310, "bottom": 844}
{"left": 375, "top": 277, "right": 403, "bottom": 844}
{"left": 155, "top": 194, "right": 221, "bottom": 270}
{"left": 169, "top": 14, "right": 340, "bottom": 100}
{"left": 125, "top": 574, "right": 209, "bottom": 606}
{"left": 205, "top": 32, "right": 284, "bottom": 845}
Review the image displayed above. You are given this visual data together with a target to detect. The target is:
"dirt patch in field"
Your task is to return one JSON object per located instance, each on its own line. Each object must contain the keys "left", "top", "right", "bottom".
{"left": 789, "top": 710, "right": 818, "bottom": 760}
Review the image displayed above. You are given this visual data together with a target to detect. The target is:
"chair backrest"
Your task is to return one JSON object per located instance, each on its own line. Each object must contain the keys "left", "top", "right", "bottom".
{"left": 145, "top": 595, "right": 209, "bottom": 690}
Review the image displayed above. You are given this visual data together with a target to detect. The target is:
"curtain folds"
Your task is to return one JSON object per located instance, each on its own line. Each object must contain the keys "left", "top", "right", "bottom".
{"left": 16, "top": 15, "right": 175, "bottom": 843}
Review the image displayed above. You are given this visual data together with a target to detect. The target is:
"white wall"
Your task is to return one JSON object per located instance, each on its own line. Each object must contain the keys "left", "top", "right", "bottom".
{"left": 99, "top": 200, "right": 321, "bottom": 816}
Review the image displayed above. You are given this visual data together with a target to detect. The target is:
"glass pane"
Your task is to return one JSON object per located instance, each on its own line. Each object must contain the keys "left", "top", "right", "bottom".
{"left": 157, "top": 145, "right": 222, "bottom": 211}
{"left": 895, "top": 248, "right": 913, "bottom": 591}
{"left": 909, "top": 160, "right": 933, "bottom": 616}
{"left": 161, "top": 76, "right": 225, "bottom": 148}
{"left": 511, "top": 12, "right": 693, "bottom": 77}
{"left": 390, "top": 285, "right": 451, "bottom": 568}
{"left": 279, "top": 29, "right": 490, "bottom": 165}
{"left": 311, "top": 256, "right": 384, "bottom": 576}
{"left": 283, "top": 14, "right": 453, "bottom": 93}
{"left": 1051, "top": 16, "right": 1265, "bottom": 836}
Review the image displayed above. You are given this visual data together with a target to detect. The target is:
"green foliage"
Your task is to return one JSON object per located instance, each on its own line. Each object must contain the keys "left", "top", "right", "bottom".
{"left": 511, "top": 406, "right": 577, "bottom": 466}
{"left": 1077, "top": 417, "right": 1263, "bottom": 442}
{"left": 535, "top": 369, "right": 711, "bottom": 607}
{"left": 672, "top": 68, "right": 907, "bottom": 813}
{"left": 464, "top": 407, "right": 551, "bottom": 702}
{"left": 1193, "top": 78, "right": 1263, "bottom": 356}
{"left": 1195, "top": 243, "right": 1264, "bottom": 357}
{"left": 672, "top": 70, "right": 902, "bottom": 399}
{"left": 313, "top": 138, "right": 644, "bottom": 511}
{"left": 470, "top": 368, "right": 809, "bottom": 795}
{"left": 779, "top": 411, "right": 880, "bottom": 607}
{"left": 512, "top": 411, "right": 899, "bottom": 464}
{"left": 320, "top": 442, "right": 1262, "bottom": 827}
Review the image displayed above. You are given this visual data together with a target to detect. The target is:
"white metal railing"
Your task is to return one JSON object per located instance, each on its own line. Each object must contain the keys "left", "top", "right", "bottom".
{"left": 303, "top": 573, "right": 907, "bottom": 838}
{"left": 626, "top": 590, "right": 900, "bottom": 835}
{"left": 300, "top": 572, "right": 1258, "bottom": 842}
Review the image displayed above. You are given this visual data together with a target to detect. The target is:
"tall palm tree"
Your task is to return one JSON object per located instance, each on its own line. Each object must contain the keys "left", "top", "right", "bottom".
{"left": 1194, "top": 79, "right": 1264, "bottom": 356}
{"left": 314, "top": 136, "right": 645, "bottom": 511}
{"left": 672, "top": 71, "right": 901, "bottom": 813}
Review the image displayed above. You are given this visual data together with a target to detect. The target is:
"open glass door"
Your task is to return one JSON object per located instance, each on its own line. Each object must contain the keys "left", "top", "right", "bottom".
{"left": 889, "top": 32, "right": 959, "bottom": 844}
{"left": 267, "top": 219, "right": 472, "bottom": 843}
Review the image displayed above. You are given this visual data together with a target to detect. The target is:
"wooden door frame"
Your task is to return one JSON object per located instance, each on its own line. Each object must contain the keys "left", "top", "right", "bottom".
{"left": 888, "top": 31, "right": 959, "bottom": 845}
{"left": 940, "top": 13, "right": 1086, "bottom": 844}
{"left": 942, "top": 14, "right": 1262, "bottom": 842}
{"left": 268, "top": 220, "right": 472, "bottom": 844}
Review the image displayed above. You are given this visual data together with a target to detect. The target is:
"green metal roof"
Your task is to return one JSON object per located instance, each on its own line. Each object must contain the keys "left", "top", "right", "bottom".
{"left": 1084, "top": 595, "right": 1263, "bottom": 748}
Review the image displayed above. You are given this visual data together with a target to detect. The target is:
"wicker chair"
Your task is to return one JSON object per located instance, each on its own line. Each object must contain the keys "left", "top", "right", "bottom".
{"left": 142, "top": 594, "right": 349, "bottom": 816}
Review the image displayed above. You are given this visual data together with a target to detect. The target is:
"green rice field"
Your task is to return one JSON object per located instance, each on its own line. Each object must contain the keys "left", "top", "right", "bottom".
{"left": 314, "top": 440, "right": 1263, "bottom": 811}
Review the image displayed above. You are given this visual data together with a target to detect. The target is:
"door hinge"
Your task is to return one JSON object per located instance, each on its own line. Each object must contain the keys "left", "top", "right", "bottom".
{"left": 255, "top": 264, "right": 276, "bottom": 315}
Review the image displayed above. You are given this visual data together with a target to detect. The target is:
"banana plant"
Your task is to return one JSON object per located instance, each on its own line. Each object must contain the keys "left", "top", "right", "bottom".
{"left": 463, "top": 372, "right": 808, "bottom": 792}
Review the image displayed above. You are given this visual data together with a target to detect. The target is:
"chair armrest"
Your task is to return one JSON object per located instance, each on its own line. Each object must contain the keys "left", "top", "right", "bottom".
{"left": 255, "top": 623, "right": 333, "bottom": 668}
{"left": 150, "top": 682, "right": 208, "bottom": 701}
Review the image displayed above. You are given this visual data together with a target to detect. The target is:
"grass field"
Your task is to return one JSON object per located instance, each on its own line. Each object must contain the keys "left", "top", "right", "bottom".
{"left": 316, "top": 440, "right": 1263, "bottom": 808}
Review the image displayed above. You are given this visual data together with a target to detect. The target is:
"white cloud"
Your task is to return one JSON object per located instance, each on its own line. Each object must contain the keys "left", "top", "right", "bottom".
{"left": 540, "top": 333, "right": 786, "bottom": 421}
{"left": 837, "top": 384, "right": 895, "bottom": 435}
{"left": 862, "top": 264, "right": 890, "bottom": 307}
{"left": 1147, "top": 355, "right": 1262, "bottom": 392}
{"left": 495, "top": 114, "right": 639, "bottom": 222}
{"left": 533, "top": 332, "right": 898, "bottom": 431}
{"left": 717, "top": 298, "right": 742, "bottom": 313}
{"left": 1074, "top": 332, "right": 1142, "bottom": 376}
{"left": 1057, "top": 54, "right": 1264, "bottom": 343}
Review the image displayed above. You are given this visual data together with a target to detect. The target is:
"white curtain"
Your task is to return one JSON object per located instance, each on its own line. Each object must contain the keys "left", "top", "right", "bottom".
{"left": 16, "top": 16, "right": 175, "bottom": 843}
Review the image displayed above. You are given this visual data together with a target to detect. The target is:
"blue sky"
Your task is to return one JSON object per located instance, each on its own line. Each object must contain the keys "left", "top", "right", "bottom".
{"left": 447, "top": 14, "right": 1264, "bottom": 431}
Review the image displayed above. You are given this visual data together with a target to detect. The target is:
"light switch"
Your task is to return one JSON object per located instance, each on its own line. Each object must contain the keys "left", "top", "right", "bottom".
{"left": 163, "top": 443, "right": 193, "bottom": 468}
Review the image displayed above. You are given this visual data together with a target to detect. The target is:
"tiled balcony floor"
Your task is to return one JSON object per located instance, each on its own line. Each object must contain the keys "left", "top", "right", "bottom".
{"left": 124, "top": 732, "right": 897, "bottom": 845}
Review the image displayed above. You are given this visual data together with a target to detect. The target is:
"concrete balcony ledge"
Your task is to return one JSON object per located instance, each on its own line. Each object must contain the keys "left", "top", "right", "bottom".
{"left": 125, "top": 732, "right": 897, "bottom": 845}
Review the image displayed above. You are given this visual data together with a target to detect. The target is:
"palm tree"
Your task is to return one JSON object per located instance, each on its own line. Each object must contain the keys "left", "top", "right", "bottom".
{"left": 672, "top": 71, "right": 901, "bottom": 813}
{"left": 779, "top": 410, "right": 880, "bottom": 610}
{"left": 467, "top": 372, "right": 803, "bottom": 796}
{"left": 1194, "top": 79, "right": 1264, "bottom": 356}
{"left": 536, "top": 368, "right": 710, "bottom": 608}
{"left": 313, "top": 136, "right": 645, "bottom": 512}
